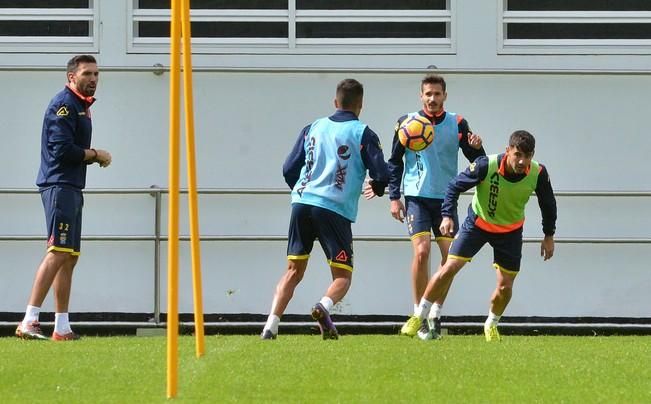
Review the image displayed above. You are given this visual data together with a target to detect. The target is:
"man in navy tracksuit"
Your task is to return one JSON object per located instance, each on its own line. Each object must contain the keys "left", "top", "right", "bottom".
{"left": 16, "top": 55, "right": 112, "bottom": 341}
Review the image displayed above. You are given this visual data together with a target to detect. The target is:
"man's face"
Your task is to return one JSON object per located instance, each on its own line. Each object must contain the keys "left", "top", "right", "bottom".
{"left": 420, "top": 83, "right": 447, "bottom": 115}
{"left": 505, "top": 146, "right": 534, "bottom": 174}
{"left": 68, "top": 62, "right": 99, "bottom": 97}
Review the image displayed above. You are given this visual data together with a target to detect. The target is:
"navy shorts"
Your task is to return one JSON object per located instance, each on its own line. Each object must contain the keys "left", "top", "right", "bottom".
{"left": 448, "top": 215, "right": 523, "bottom": 274}
{"left": 41, "top": 185, "right": 83, "bottom": 255}
{"left": 287, "top": 203, "right": 354, "bottom": 271}
{"left": 405, "top": 196, "right": 458, "bottom": 241}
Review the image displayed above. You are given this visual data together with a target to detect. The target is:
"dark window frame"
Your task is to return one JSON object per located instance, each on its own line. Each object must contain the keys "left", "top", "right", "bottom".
{"left": 0, "top": 2, "right": 97, "bottom": 53}
{"left": 500, "top": 0, "right": 651, "bottom": 54}
{"left": 130, "top": 1, "right": 454, "bottom": 54}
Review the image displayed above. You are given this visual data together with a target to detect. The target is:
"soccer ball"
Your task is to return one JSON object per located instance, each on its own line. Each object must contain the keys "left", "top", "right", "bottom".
{"left": 397, "top": 115, "right": 434, "bottom": 152}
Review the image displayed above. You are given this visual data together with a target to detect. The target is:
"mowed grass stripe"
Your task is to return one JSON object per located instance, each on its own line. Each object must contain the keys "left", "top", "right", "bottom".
{"left": 1, "top": 335, "right": 649, "bottom": 403}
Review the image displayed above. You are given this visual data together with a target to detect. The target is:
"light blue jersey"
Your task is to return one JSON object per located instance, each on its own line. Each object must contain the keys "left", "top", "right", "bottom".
{"left": 291, "top": 117, "right": 367, "bottom": 222}
{"left": 403, "top": 112, "right": 460, "bottom": 199}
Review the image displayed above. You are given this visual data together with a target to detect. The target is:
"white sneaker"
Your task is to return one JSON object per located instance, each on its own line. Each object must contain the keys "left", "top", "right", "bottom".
{"left": 417, "top": 318, "right": 442, "bottom": 340}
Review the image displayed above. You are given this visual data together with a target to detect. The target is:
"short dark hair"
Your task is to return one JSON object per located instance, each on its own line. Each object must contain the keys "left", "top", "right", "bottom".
{"left": 67, "top": 55, "right": 97, "bottom": 75}
{"left": 509, "top": 130, "right": 536, "bottom": 154}
{"left": 336, "top": 79, "right": 364, "bottom": 110}
{"left": 421, "top": 74, "right": 446, "bottom": 92}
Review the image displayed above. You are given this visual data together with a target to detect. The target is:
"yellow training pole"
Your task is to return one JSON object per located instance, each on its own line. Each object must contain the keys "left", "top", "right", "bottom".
{"left": 180, "top": 0, "right": 206, "bottom": 357}
{"left": 167, "top": 0, "right": 181, "bottom": 399}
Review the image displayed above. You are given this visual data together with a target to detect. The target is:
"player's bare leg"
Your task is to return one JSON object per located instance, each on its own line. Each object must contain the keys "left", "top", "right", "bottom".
{"left": 323, "top": 266, "right": 352, "bottom": 304}
{"left": 424, "top": 258, "right": 465, "bottom": 310}
{"left": 490, "top": 269, "right": 516, "bottom": 316}
{"left": 16, "top": 251, "right": 69, "bottom": 340}
{"left": 261, "top": 259, "right": 308, "bottom": 339}
{"left": 28, "top": 251, "right": 69, "bottom": 307}
{"left": 485, "top": 268, "right": 516, "bottom": 341}
{"left": 419, "top": 238, "right": 454, "bottom": 339}
{"left": 53, "top": 255, "right": 78, "bottom": 313}
{"left": 270, "top": 259, "right": 308, "bottom": 317}
{"left": 410, "top": 235, "right": 431, "bottom": 305}
{"left": 311, "top": 266, "right": 351, "bottom": 340}
{"left": 51, "top": 255, "right": 80, "bottom": 341}
{"left": 401, "top": 258, "right": 465, "bottom": 337}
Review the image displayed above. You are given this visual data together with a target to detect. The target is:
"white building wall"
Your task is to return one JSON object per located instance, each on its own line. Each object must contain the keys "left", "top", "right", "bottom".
{"left": 0, "top": 0, "right": 649, "bottom": 319}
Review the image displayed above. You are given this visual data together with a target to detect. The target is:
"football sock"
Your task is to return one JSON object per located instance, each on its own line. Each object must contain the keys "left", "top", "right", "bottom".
{"left": 22, "top": 305, "right": 40, "bottom": 326}
{"left": 413, "top": 303, "right": 419, "bottom": 314}
{"left": 54, "top": 313, "right": 72, "bottom": 335}
{"left": 429, "top": 303, "right": 442, "bottom": 320}
{"left": 415, "top": 298, "right": 433, "bottom": 320}
{"left": 486, "top": 311, "right": 501, "bottom": 327}
{"left": 319, "top": 296, "right": 334, "bottom": 312}
{"left": 264, "top": 314, "right": 280, "bottom": 335}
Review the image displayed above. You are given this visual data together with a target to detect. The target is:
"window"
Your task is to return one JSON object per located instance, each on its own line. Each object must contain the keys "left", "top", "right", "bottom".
{"left": 0, "top": 0, "right": 98, "bottom": 53}
{"left": 499, "top": 0, "right": 651, "bottom": 54}
{"left": 129, "top": 0, "right": 454, "bottom": 54}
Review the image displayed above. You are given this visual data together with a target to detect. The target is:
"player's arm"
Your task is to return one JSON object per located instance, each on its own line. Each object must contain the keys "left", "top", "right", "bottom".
{"left": 282, "top": 125, "right": 310, "bottom": 189}
{"left": 535, "top": 164, "right": 557, "bottom": 260}
{"left": 360, "top": 127, "right": 389, "bottom": 197}
{"left": 84, "top": 148, "right": 111, "bottom": 167}
{"left": 387, "top": 116, "right": 408, "bottom": 220}
{"left": 48, "top": 104, "right": 86, "bottom": 164}
{"left": 439, "top": 156, "right": 488, "bottom": 235}
{"left": 458, "top": 118, "right": 486, "bottom": 162}
{"left": 441, "top": 156, "right": 488, "bottom": 218}
{"left": 387, "top": 116, "right": 407, "bottom": 200}
{"left": 84, "top": 149, "right": 97, "bottom": 163}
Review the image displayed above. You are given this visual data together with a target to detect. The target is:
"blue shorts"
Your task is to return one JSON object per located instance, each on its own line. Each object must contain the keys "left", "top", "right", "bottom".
{"left": 41, "top": 185, "right": 83, "bottom": 256}
{"left": 405, "top": 196, "right": 458, "bottom": 241}
{"left": 448, "top": 215, "right": 523, "bottom": 274}
{"left": 287, "top": 203, "right": 354, "bottom": 271}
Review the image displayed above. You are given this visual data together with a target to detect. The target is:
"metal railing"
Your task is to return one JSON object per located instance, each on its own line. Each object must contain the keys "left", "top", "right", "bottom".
{"left": 1, "top": 188, "right": 650, "bottom": 324}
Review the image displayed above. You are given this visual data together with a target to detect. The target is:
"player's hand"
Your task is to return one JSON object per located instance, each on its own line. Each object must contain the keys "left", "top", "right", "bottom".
{"left": 362, "top": 179, "right": 376, "bottom": 200}
{"left": 96, "top": 149, "right": 112, "bottom": 168}
{"left": 390, "top": 199, "right": 405, "bottom": 222}
{"left": 439, "top": 217, "right": 455, "bottom": 237}
{"left": 541, "top": 235, "right": 554, "bottom": 261}
{"left": 468, "top": 132, "right": 483, "bottom": 150}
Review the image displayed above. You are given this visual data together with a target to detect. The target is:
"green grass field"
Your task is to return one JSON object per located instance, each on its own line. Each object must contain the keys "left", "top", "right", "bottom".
{"left": 1, "top": 335, "right": 649, "bottom": 403}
